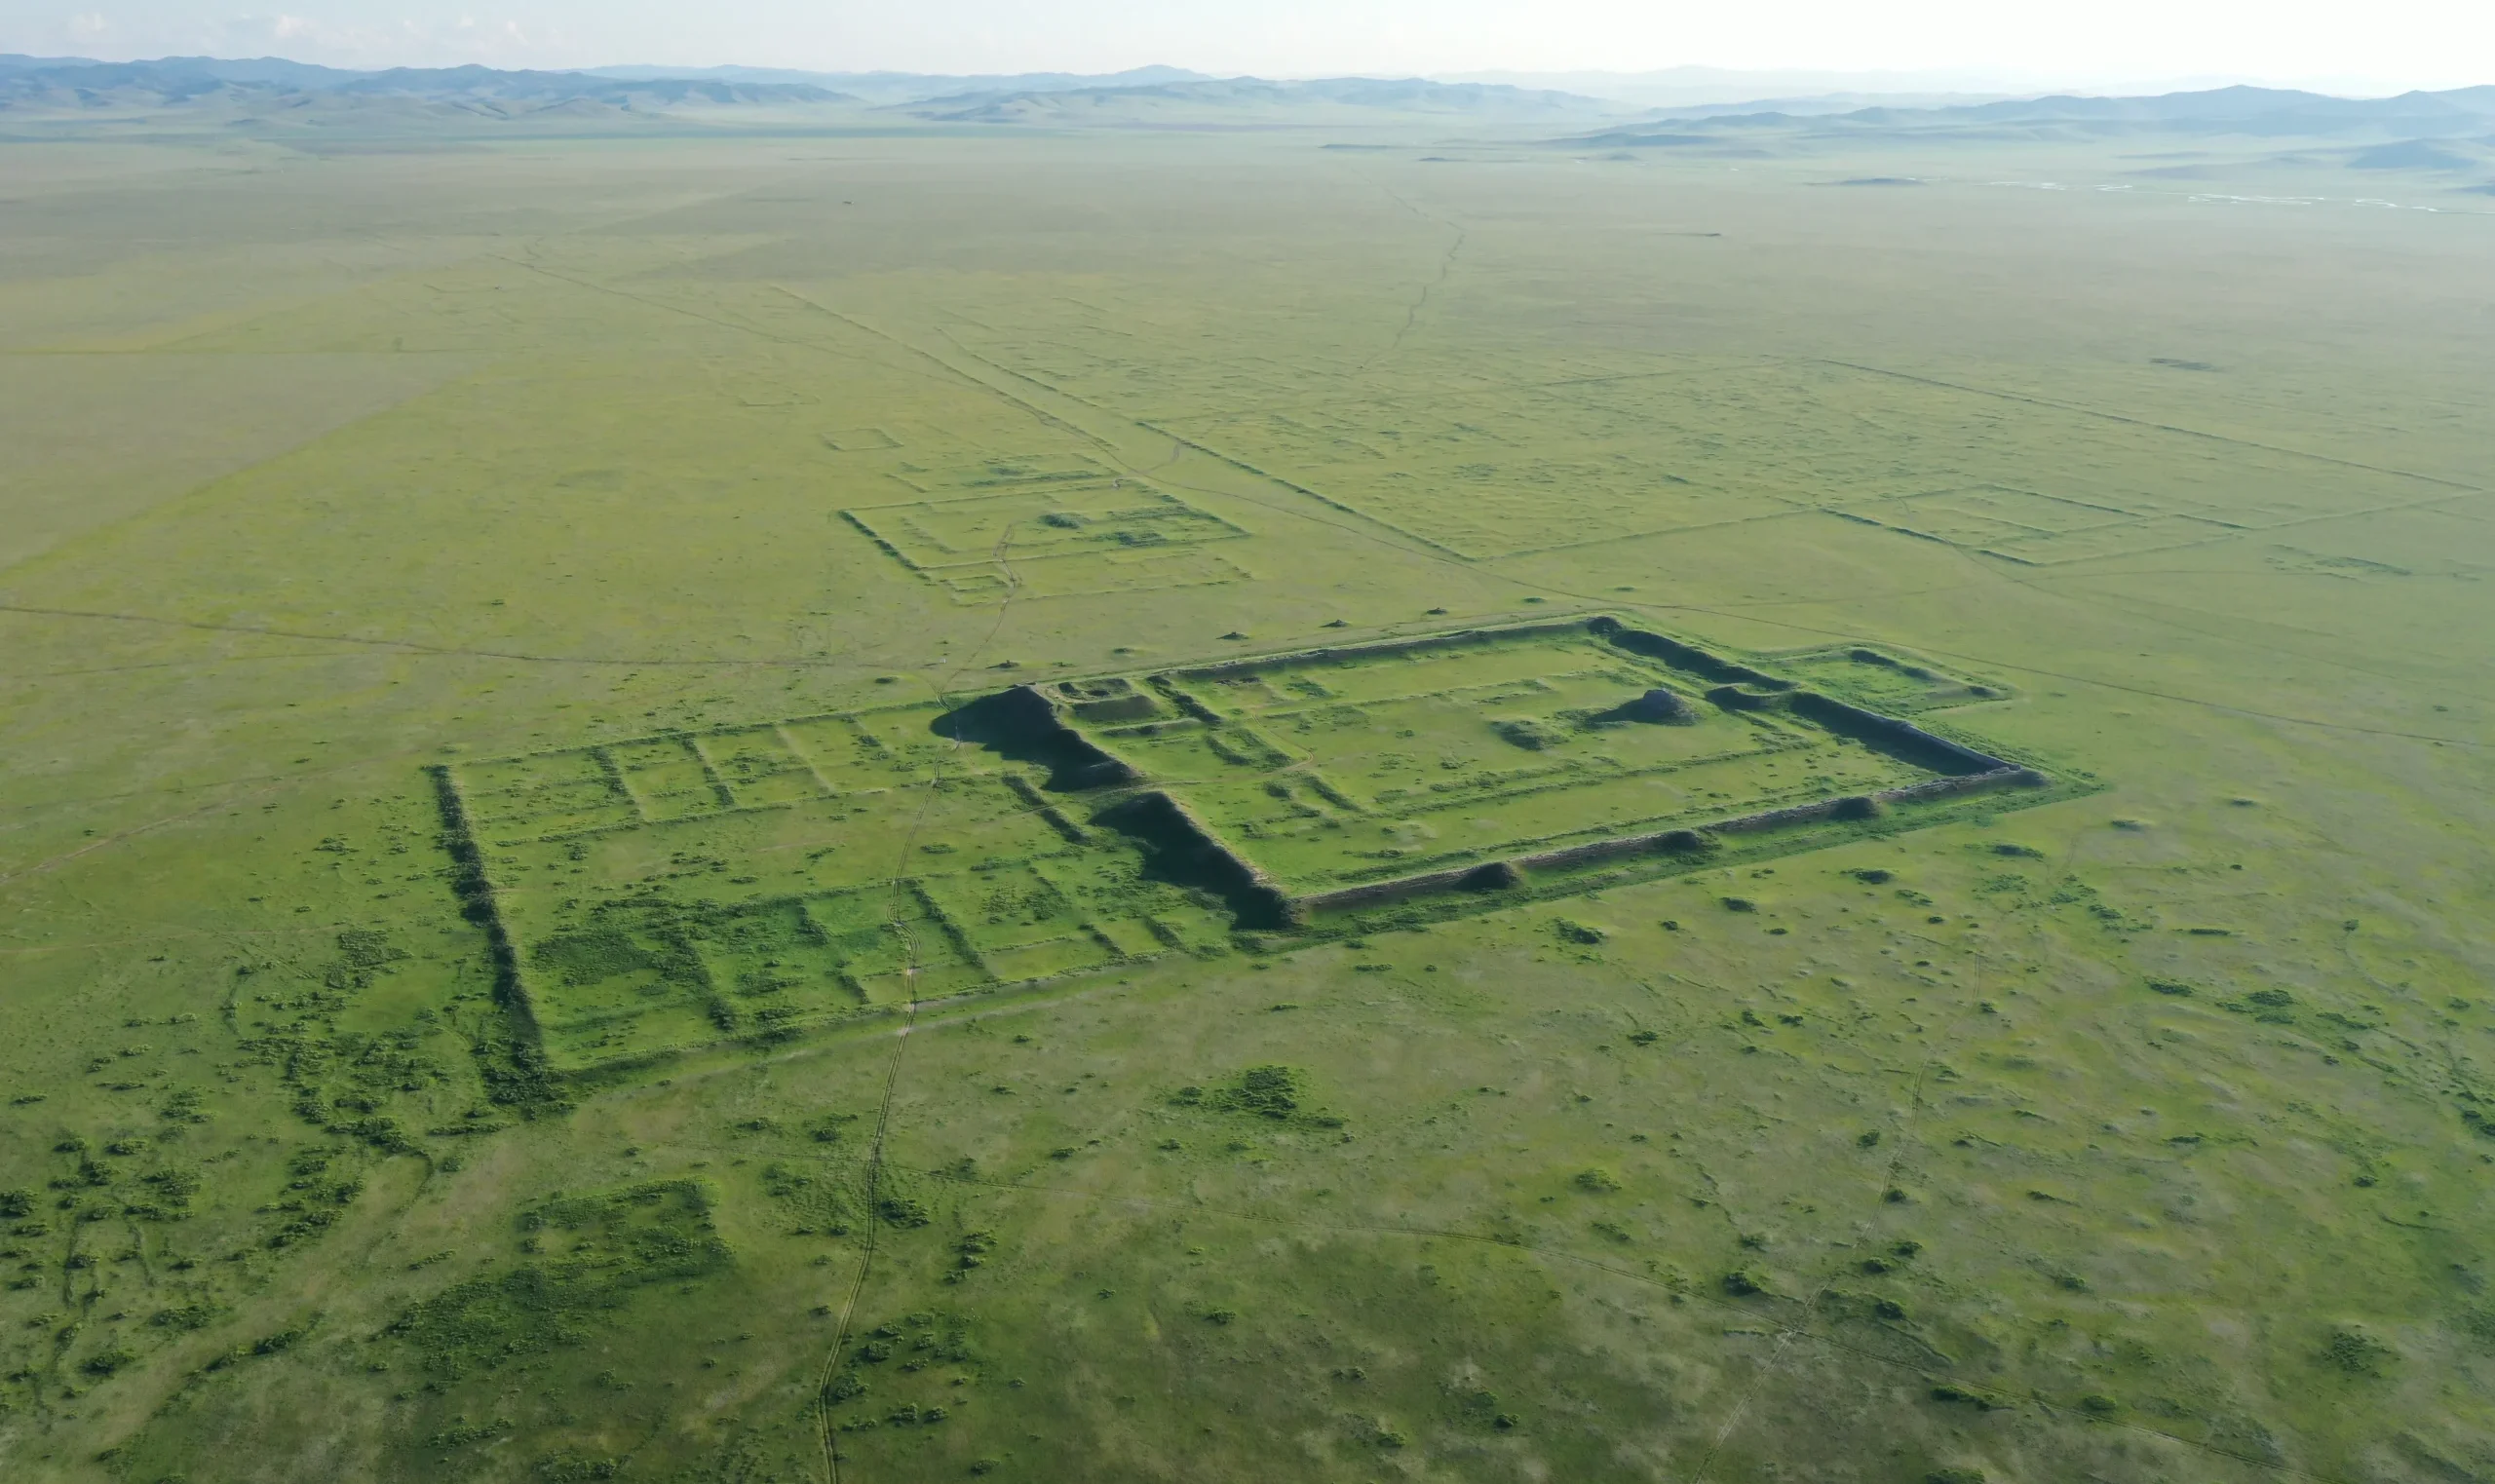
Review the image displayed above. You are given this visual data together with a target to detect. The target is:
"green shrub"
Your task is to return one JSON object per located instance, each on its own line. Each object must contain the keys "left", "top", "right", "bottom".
{"left": 877, "top": 1196, "right": 932, "bottom": 1229}
{"left": 823, "top": 1370, "right": 868, "bottom": 1402}
{"left": 142, "top": 1166, "right": 200, "bottom": 1203}
{"left": 2321, "top": 1326, "right": 2393, "bottom": 1376}
{"left": 1212, "top": 1065, "right": 1304, "bottom": 1120}
{"left": 81, "top": 1348, "right": 135, "bottom": 1377}
{"left": 946, "top": 1230, "right": 996, "bottom": 1283}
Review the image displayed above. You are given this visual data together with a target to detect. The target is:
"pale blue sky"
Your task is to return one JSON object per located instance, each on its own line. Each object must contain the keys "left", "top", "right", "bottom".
{"left": 6, "top": 0, "right": 2489, "bottom": 93}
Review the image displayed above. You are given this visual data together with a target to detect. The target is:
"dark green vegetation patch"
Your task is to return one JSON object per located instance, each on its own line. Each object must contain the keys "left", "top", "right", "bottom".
{"left": 387, "top": 1181, "right": 727, "bottom": 1378}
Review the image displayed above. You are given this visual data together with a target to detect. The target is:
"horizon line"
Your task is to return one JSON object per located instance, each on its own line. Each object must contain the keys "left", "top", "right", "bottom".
{"left": 2, "top": 51, "right": 2484, "bottom": 101}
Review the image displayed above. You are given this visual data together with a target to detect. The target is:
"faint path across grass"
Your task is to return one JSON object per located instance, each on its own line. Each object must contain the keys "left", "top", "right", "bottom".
{"left": 1341, "top": 170, "right": 1468, "bottom": 376}
{"left": 814, "top": 519, "right": 1024, "bottom": 1484}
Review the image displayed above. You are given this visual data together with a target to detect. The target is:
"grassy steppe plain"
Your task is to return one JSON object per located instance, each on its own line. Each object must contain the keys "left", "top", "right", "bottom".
{"left": 1, "top": 117, "right": 2492, "bottom": 1484}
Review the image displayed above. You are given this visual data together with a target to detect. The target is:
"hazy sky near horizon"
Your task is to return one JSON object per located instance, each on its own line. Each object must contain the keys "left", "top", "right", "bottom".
{"left": 6, "top": 1, "right": 2491, "bottom": 93}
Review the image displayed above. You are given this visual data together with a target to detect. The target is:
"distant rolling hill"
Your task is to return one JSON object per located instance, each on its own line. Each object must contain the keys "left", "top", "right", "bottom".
{"left": 584, "top": 62, "right": 1214, "bottom": 105}
{"left": 2345, "top": 137, "right": 2484, "bottom": 170}
{"left": 0, "top": 57, "right": 1623, "bottom": 130}
{"left": 0, "top": 56, "right": 853, "bottom": 117}
{"left": 1571, "top": 83, "right": 2495, "bottom": 145}
{"left": 1557, "top": 83, "right": 2495, "bottom": 192}
{"left": 0, "top": 56, "right": 1627, "bottom": 127}
{"left": 902, "top": 75, "right": 1617, "bottom": 125}
{"left": 6, "top": 57, "right": 2487, "bottom": 160}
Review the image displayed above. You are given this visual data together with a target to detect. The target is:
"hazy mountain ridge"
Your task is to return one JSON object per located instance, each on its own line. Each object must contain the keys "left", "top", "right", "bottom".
{"left": 0, "top": 55, "right": 852, "bottom": 110}
{"left": 1551, "top": 83, "right": 2495, "bottom": 190}
{"left": 3, "top": 56, "right": 2488, "bottom": 144}
{"left": 904, "top": 75, "right": 1616, "bottom": 124}
{"left": 584, "top": 62, "right": 1212, "bottom": 104}
{"left": 1583, "top": 83, "right": 2495, "bottom": 143}
{"left": 0, "top": 55, "right": 1606, "bottom": 121}
{"left": 0, "top": 57, "right": 1622, "bottom": 125}
{"left": 0, "top": 53, "right": 365, "bottom": 86}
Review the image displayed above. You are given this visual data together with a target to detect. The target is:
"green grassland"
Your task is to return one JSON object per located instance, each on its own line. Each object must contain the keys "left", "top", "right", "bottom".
{"left": 1, "top": 107, "right": 2492, "bottom": 1484}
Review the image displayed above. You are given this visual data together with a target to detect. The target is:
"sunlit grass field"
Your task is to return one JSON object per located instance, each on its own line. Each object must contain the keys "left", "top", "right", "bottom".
{"left": 2, "top": 114, "right": 2491, "bottom": 1484}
